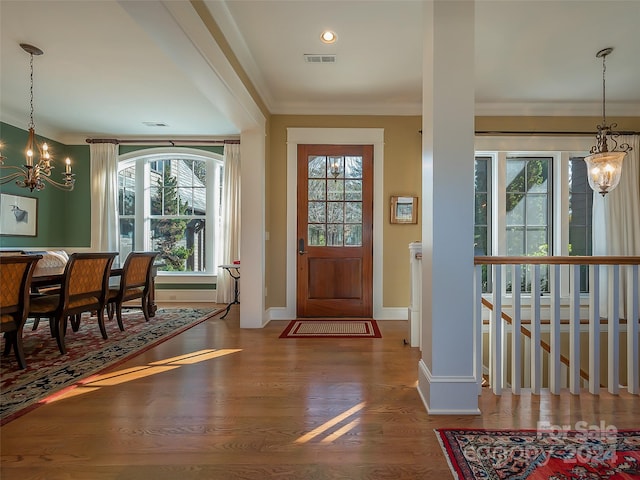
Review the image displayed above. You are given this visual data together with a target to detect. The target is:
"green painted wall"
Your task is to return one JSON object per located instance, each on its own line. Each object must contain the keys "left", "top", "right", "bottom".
{"left": 61, "top": 143, "right": 92, "bottom": 246}
{"left": 1, "top": 124, "right": 225, "bottom": 250}
{"left": 0, "top": 122, "right": 91, "bottom": 248}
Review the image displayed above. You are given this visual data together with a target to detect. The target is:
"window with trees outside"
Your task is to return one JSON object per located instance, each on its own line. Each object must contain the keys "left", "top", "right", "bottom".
{"left": 118, "top": 149, "right": 223, "bottom": 274}
{"left": 474, "top": 152, "right": 593, "bottom": 295}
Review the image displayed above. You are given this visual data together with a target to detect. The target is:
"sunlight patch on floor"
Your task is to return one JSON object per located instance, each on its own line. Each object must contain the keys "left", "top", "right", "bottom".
{"left": 295, "top": 401, "right": 366, "bottom": 444}
{"left": 44, "top": 348, "right": 242, "bottom": 402}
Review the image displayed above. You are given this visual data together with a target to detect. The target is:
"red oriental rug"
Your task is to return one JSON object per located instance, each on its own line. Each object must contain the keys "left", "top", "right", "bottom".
{"left": 279, "top": 319, "right": 381, "bottom": 338}
{"left": 1, "top": 307, "right": 220, "bottom": 425}
{"left": 436, "top": 428, "right": 640, "bottom": 479}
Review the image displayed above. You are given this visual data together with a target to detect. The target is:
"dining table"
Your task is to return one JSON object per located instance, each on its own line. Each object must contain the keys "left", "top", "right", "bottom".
{"left": 31, "top": 266, "right": 123, "bottom": 288}
{"left": 30, "top": 265, "right": 158, "bottom": 318}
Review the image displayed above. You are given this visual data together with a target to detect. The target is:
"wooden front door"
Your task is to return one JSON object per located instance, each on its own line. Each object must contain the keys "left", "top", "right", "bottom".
{"left": 296, "top": 144, "right": 373, "bottom": 317}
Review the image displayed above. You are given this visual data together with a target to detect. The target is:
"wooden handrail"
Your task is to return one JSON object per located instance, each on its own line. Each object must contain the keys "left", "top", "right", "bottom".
{"left": 480, "top": 297, "right": 597, "bottom": 386}
{"left": 410, "top": 253, "right": 635, "bottom": 390}
{"left": 413, "top": 253, "right": 640, "bottom": 265}
{"left": 474, "top": 256, "right": 640, "bottom": 266}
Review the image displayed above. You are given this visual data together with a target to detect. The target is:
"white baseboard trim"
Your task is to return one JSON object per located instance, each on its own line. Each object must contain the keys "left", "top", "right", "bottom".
{"left": 266, "top": 307, "right": 294, "bottom": 321}
{"left": 156, "top": 289, "right": 218, "bottom": 303}
{"left": 375, "top": 307, "right": 408, "bottom": 320}
{"left": 417, "top": 359, "right": 481, "bottom": 415}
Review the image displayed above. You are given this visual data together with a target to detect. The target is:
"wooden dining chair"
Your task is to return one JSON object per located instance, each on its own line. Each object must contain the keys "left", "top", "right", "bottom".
{"left": 28, "top": 252, "right": 117, "bottom": 355}
{"left": 0, "top": 254, "right": 42, "bottom": 369}
{"left": 107, "top": 252, "right": 158, "bottom": 331}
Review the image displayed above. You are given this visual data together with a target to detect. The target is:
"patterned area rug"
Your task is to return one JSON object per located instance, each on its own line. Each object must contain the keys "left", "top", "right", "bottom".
{"left": 279, "top": 319, "right": 381, "bottom": 338}
{"left": 1, "top": 308, "right": 218, "bottom": 425}
{"left": 437, "top": 428, "right": 640, "bottom": 479}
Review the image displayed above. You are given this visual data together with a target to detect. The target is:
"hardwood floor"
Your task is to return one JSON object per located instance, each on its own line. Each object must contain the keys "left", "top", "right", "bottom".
{"left": 2, "top": 304, "right": 639, "bottom": 479}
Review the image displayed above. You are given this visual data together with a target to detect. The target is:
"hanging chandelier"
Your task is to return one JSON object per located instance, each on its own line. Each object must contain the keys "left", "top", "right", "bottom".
{"left": 0, "top": 43, "right": 75, "bottom": 191}
{"left": 583, "top": 47, "right": 631, "bottom": 197}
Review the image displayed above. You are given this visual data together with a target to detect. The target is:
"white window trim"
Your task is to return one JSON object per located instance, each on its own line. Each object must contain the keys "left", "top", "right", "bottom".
{"left": 118, "top": 147, "right": 223, "bottom": 278}
{"left": 475, "top": 135, "right": 593, "bottom": 300}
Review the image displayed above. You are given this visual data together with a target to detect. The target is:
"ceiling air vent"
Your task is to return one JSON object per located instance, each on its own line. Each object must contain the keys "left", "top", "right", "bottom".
{"left": 304, "top": 54, "right": 336, "bottom": 64}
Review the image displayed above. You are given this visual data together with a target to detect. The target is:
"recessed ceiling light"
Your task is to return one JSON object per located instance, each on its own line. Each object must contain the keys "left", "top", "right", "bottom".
{"left": 143, "top": 121, "right": 169, "bottom": 127}
{"left": 320, "top": 30, "right": 337, "bottom": 44}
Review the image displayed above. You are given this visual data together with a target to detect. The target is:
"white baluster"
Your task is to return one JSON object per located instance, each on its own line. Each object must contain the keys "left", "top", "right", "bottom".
{"left": 530, "top": 264, "right": 542, "bottom": 394}
{"left": 627, "top": 264, "right": 639, "bottom": 394}
{"left": 511, "top": 265, "right": 521, "bottom": 394}
{"left": 589, "top": 265, "right": 601, "bottom": 394}
{"left": 568, "top": 264, "right": 581, "bottom": 394}
{"left": 608, "top": 265, "right": 620, "bottom": 394}
{"left": 490, "top": 264, "right": 502, "bottom": 395}
{"left": 549, "top": 264, "right": 561, "bottom": 394}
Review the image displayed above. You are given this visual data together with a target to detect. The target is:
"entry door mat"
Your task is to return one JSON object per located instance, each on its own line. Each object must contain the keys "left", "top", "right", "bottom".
{"left": 1, "top": 308, "right": 220, "bottom": 425}
{"left": 279, "top": 319, "right": 381, "bottom": 338}
{"left": 436, "top": 428, "right": 640, "bottom": 479}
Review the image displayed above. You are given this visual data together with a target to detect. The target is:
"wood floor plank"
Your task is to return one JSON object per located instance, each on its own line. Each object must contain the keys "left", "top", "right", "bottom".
{"left": 2, "top": 303, "right": 639, "bottom": 479}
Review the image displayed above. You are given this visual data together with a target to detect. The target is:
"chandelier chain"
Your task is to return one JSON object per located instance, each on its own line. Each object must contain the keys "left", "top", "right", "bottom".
{"left": 29, "top": 52, "right": 35, "bottom": 130}
{"left": 601, "top": 53, "right": 607, "bottom": 126}
{"left": 0, "top": 43, "right": 75, "bottom": 191}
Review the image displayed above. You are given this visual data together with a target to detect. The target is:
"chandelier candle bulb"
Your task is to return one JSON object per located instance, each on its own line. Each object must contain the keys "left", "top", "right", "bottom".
{"left": 583, "top": 47, "right": 632, "bottom": 196}
{"left": 0, "top": 43, "right": 75, "bottom": 191}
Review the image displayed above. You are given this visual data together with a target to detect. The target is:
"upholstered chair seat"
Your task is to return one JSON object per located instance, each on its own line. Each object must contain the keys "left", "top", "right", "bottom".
{"left": 27, "top": 252, "right": 117, "bottom": 355}
{"left": 30, "top": 294, "right": 102, "bottom": 313}
{"left": 107, "top": 252, "right": 158, "bottom": 331}
{"left": 0, "top": 255, "right": 42, "bottom": 369}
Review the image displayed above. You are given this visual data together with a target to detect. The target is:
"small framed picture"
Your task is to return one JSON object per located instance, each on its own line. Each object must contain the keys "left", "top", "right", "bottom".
{"left": 390, "top": 195, "right": 418, "bottom": 224}
{"left": 0, "top": 193, "right": 38, "bottom": 237}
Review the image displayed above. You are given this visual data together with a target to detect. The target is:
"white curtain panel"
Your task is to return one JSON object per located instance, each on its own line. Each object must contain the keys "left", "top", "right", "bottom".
{"left": 216, "top": 143, "right": 241, "bottom": 303}
{"left": 90, "top": 143, "right": 120, "bottom": 254}
{"left": 593, "top": 134, "right": 640, "bottom": 318}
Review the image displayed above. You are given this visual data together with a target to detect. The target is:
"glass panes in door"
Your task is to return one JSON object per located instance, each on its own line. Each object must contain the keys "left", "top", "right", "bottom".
{"left": 307, "top": 155, "right": 363, "bottom": 247}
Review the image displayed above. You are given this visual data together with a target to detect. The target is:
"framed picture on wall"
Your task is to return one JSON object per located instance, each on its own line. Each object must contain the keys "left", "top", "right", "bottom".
{"left": 0, "top": 193, "right": 38, "bottom": 237}
{"left": 390, "top": 195, "right": 418, "bottom": 224}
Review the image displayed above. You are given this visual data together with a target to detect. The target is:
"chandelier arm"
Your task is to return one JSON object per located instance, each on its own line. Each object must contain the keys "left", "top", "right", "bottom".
{"left": 0, "top": 170, "right": 29, "bottom": 185}
{"left": 38, "top": 175, "right": 75, "bottom": 191}
{"left": 0, "top": 43, "right": 75, "bottom": 192}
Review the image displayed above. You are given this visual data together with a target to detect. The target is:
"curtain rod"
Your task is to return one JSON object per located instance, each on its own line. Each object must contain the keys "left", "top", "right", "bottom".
{"left": 419, "top": 130, "right": 639, "bottom": 136}
{"left": 474, "top": 130, "right": 639, "bottom": 136}
{"left": 85, "top": 138, "right": 240, "bottom": 145}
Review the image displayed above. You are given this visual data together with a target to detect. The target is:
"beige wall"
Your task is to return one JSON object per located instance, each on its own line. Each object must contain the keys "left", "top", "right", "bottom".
{"left": 266, "top": 115, "right": 422, "bottom": 309}
{"left": 265, "top": 115, "right": 640, "bottom": 311}
{"left": 476, "top": 115, "right": 640, "bottom": 134}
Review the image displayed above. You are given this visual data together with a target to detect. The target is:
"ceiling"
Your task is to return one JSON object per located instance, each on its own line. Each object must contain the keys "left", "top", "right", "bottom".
{"left": 1, "top": 1, "right": 639, "bottom": 145}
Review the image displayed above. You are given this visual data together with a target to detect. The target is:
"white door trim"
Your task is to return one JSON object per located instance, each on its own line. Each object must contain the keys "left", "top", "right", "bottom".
{"left": 281, "top": 128, "right": 385, "bottom": 320}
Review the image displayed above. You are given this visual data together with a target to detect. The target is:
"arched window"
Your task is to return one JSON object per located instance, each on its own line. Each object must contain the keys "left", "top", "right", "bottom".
{"left": 118, "top": 148, "right": 223, "bottom": 274}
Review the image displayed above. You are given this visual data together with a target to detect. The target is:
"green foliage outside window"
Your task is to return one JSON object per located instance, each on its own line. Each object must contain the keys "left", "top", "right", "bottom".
{"left": 151, "top": 167, "right": 193, "bottom": 271}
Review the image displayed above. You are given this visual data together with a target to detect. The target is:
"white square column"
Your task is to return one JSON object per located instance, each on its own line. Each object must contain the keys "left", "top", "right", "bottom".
{"left": 418, "top": 1, "right": 480, "bottom": 414}
{"left": 239, "top": 127, "right": 267, "bottom": 328}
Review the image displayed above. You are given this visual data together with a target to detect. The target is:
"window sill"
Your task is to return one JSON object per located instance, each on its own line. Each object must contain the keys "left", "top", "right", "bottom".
{"left": 156, "top": 273, "right": 217, "bottom": 284}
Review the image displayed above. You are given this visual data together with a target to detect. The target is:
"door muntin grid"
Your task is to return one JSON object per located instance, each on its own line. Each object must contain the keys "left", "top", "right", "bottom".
{"left": 307, "top": 155, "right": 363, "bottom": 247}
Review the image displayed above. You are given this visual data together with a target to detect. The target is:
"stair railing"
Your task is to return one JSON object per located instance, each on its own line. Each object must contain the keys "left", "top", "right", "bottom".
{"left": 474, "top": 256, "right": 639, "bottom": 396}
